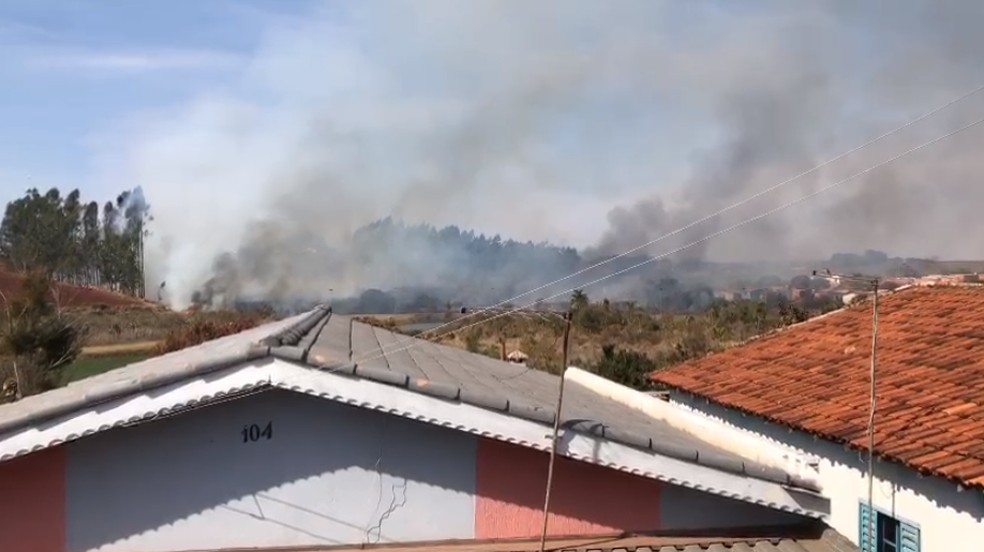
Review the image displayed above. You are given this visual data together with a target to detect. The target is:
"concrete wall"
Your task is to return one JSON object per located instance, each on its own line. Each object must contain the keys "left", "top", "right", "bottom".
{"left": 65, "top": 390, "right": 477, "bottom": 551}
{"left": 0, "top": 448, "right": 65, "bottom": 552}
{"left": 671, "top": 392, "right": 984, "bottom": 551}
{"left": 475, "top": 437, "right": 662, "bottom": 538}
{"left": 0, "top": 390, "right": 807, "bottom": 552}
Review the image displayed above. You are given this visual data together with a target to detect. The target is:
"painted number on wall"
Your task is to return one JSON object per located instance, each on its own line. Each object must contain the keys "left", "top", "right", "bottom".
{"left": 242, "top": 422, "right": 273, "bottom": 443}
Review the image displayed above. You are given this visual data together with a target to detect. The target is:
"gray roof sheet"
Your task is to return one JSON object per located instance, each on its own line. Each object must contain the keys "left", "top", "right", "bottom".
{"left": 0, "top": 307, "right": 813, "bottom": 490}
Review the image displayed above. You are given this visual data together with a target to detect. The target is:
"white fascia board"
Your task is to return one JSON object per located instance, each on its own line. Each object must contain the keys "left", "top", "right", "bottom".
{"left": 0, "top": 358, "right": 828, "bottom": 519}
{"left": 0, "top": 360, "right": 276, "bottom": 462}
{"left": 269, "top": 359, "right": 828, "bottom": 518}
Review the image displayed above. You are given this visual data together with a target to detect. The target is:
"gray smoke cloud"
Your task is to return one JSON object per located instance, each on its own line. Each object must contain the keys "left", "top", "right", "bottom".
{"left": 591, "top": 2, "right": 984, "bottom": 269}
{"left": 94, "top": 1, "right": 984, "bottom": 308}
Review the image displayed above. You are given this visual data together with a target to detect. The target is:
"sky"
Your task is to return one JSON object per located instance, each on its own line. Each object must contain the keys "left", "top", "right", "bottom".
{"left": 3, "top": 1, "right": 984, "bottom": 306}
{"left": 0, "top": 0, "right": 715, "bottom": 234}
{"left": 0, "top": 1, "right": 300, "bottom": 200}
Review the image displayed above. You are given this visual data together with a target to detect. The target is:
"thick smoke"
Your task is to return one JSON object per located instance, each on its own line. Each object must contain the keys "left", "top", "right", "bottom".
{"left": 590, "top": 3, "right": 984, "bottom": 266}
{"left": 95, "top": 1, "right": 984, "bottom": 308}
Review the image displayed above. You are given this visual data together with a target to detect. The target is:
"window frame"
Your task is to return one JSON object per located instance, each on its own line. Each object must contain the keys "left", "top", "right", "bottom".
{"left": 858, "top": 501, "right": 921, "bottom": 552}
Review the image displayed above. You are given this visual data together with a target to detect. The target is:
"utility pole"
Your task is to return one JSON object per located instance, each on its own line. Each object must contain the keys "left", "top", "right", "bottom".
{"left": 866, "top": 277, "right": 879, "bottom": 550}
{"left": 817, "top": 269, "right": 880, "bottom": 547}
{"left": 538, "top": 310, "right": 573, "bottom": 552}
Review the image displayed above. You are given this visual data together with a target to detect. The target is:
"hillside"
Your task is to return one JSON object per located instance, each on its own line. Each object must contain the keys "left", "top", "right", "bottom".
{"left": 0, "top": 268, "right": 148, "bottom": 308}
{"left": 0, "top": 268, "right": 275, "bottom": 400}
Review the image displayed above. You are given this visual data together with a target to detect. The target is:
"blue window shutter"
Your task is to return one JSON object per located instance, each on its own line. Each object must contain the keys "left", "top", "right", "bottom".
{"left": 859, "top": 502, "right": 872, "bottom": 552}
{"left": 900, "top": 521, "right": 921, "bottom": 552}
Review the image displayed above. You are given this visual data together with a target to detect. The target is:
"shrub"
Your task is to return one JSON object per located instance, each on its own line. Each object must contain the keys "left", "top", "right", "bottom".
{"left": 464, "top": 330, "right": 481, "bottom": 353}
{"left": 592, "top": 344, "right": 656, "bottom": 390}
{"left": 0, "top": 270, "right": 86, "bottom": 398}
{"left": 154, "top": 315, "right": 265, "bottom": 355}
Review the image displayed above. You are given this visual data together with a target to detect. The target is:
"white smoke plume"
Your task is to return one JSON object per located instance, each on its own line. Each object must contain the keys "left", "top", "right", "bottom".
{"left": 93, "top": 1, "right": 984, "bottom": 308}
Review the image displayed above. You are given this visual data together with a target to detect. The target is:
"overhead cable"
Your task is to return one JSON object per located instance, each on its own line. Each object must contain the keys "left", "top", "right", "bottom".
{"left": 354, "top": 114, "right": 984, "bottom": 364}
{"left": 367, "top": 83, "right": 984, "bottom": 359}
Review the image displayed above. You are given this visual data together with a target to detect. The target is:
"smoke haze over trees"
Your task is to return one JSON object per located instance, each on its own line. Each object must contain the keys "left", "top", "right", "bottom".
{"left": 0, "top": 184, "right": 954, "bottom": 317}
{"left": 71, "top": 1, "right": 984, "bottom": 309}
{"left": 194, "top": 218, "right": 581, "bottom": 311}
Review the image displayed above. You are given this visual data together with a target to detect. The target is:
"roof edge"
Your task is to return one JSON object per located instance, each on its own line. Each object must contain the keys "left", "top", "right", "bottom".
{"left": 0, "top": 347, "right": 269, "bottom": 436}
{"left": 664, "top": 387, "right": 984, "bottom": 491}
{"left": 0, "top": 306, "right": 334, "bottom": 436}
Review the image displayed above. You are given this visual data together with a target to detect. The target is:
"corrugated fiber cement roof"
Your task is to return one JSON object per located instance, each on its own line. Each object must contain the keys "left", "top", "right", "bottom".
{"left": 0, "top": 306, "right": 808, "bottom": 491}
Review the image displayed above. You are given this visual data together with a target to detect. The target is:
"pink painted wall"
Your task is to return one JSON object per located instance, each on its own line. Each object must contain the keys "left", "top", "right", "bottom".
{"left": 0, "top": 448, "right": 66, "bottom": 552}
{"left": 474, "top": 438, "right": 661, "bottom": 539}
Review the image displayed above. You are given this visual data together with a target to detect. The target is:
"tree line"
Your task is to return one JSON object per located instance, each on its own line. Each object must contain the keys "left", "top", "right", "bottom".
{"left": 349, "top": 218, "right": 582, "bottom": 304}
{"left": 0, "top": 187, "right": 151, "bottom": 297}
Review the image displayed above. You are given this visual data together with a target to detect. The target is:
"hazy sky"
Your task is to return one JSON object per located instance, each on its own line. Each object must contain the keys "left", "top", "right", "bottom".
{"left": 0, "top": 0, "right": 730, "bottom": 244}
{"left": 0, "top": 1, "right": 293, "bottom": 199}
{"left": 2, "top": 1, "right": 984, "bottom": 305}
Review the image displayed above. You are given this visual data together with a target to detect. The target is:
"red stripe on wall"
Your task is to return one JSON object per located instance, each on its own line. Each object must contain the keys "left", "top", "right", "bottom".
{"left": 474, "top": 438, "right": 660, "bottom": 539}
{"left": 0, "top": 448, "right": 66, "bottom": 552}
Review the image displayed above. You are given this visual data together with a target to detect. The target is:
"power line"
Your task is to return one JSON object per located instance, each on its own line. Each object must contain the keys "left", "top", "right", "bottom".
{"left": 367, "top": 82, "right": 984, "bottom": 361}
{"left": 354, "top": 114, "right": 984, "bottom": 365}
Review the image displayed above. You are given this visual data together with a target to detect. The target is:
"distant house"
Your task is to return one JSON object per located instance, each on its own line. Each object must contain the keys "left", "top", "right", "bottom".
{"left": 0, "top": 307, "right": 855, "bottom": 552}
{"left": 506, "top": 349, "right": 529, "bottom": 363}
{"left": 653, "top": 283, "right": 984, "bottom": 552}
{"left": 748, "top": 288, "right": 768, "bottom": 301}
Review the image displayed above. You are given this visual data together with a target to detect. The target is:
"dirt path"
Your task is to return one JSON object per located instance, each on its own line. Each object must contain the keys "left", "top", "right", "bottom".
{"left": 81, "top": 341, "right": 161, "bottom": 356}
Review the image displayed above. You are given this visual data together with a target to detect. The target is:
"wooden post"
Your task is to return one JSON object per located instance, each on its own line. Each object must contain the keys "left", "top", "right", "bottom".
{"left": 538, "top": 311, "right": 573, "bottom": 552}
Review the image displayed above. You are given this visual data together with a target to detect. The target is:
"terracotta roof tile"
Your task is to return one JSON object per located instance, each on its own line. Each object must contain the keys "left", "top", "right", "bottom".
{"left": 652, "top": 285, "right": 984, "bottom": 488}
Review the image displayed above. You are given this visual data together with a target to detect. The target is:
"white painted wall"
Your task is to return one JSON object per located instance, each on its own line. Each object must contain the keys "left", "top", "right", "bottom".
{"left": 33, "top": 356, "right": 830, "bottom": 552}
{"left": 65, "top": 390, "right": 477, "bottom": 552}
{"left": 670, "top": 392, "right": 984, "bottom": 551}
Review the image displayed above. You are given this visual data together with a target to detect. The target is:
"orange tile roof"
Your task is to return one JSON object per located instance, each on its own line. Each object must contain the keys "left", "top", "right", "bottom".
{"left": 652, "top": 284, "right": 984, "bottom": 488}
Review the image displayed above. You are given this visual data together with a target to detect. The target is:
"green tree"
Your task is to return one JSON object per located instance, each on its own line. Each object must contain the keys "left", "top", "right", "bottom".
{"left": 100, "top": 200, "right": 122, "bottom": 290}
{"left": 118, "top": 188, "right": 151, "bottom": 296}
{"left": 60, "top": 189, "right": 84, "bottom": 283}
{"left": 0, "top": 188, "right": 75, "bottom": 274}
{"left": 593, "top": 344, "right": 656, "bottom": 390}
{"left": 0, "top": 187, "right": 150, "bottom": 296}
{"left": 81, "top": 201, "right": 101, "bottom": 285}
{"left": 570, "top": 289, "right": 589, "bottom": 311}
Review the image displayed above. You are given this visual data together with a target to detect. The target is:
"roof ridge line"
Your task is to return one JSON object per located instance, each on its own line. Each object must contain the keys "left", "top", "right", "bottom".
{"left": 260, "top": 304, "right": 332, "bottom": 348}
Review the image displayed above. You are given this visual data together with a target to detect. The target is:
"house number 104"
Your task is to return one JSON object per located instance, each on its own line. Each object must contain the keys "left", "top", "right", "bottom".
{"left": 242, "top": 422, "right": 273, "bottom": 443}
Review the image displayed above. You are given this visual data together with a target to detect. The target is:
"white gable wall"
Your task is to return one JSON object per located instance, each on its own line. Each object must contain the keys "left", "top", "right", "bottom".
{"left": 0, "top": 358, "right": 831, "bottom": 552}
{"left": 66, "top": 390, "right": 479, "bottom": 551}
{"left": 670, "top": 391, "right": 984, "bottom": 551}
